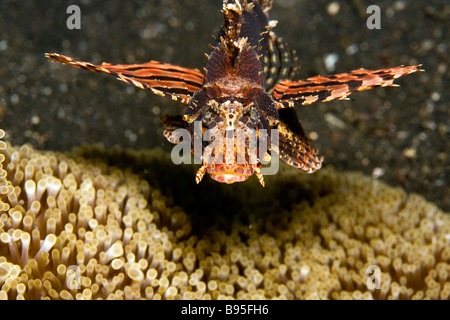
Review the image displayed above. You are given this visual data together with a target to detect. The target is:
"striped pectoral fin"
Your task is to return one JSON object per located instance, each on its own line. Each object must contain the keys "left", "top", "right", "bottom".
{"left": 45, "top": 53, "right": 204, "bottom": 105}
{"left": 273, "top": 109, "right": 323, "bottom": 172}
{"left": 274, "top": 126, "right": 323, "bottom": 173}
{"left": 161, "top": 114, "right": 190, "bottom": 144}
{"left": 272, "top": 65, "right": 423, "bottom": 108}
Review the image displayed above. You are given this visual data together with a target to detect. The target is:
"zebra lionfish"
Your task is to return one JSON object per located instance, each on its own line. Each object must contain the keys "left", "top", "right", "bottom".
{"left": 46, "top": 0, "right": 421, "bottom": 186}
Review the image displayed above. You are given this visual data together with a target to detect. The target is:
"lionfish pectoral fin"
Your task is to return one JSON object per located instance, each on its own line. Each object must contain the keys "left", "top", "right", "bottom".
{"left": 275, "top": 109, "right": 323, "bottom": 172}
{"left": 45, "top": 52, "right": 204, "bottom": 105}
{"left": 161, "top": 114, "right": 190, "bottom": 144}
{"left": 272, "top": 65, "right": 423, "bottom": 108}
{"left": 183, "top": 89, "right": 210, "bottom": 123}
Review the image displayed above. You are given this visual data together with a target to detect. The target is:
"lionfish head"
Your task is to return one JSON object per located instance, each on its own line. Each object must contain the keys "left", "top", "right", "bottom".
{"left": 185, "top": 96, "right": 272, "bottom": 186}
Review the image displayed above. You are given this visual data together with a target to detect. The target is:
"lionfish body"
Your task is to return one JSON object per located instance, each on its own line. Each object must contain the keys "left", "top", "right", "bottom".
{"left": 46, "top": 0, "right": 421, "bottom": 186}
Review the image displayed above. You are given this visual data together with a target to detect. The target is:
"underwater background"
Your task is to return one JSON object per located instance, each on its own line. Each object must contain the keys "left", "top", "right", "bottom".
{"left": 0, "top": 0, "right": 449, "bottom": 301}
{"left": 0, "top": 0, "right": 448, "bottom": 210}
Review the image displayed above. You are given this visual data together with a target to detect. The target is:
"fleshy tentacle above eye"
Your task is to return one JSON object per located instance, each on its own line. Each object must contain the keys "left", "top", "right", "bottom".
{"left": 45, "top": 53, "right": 204, "bottom": 105}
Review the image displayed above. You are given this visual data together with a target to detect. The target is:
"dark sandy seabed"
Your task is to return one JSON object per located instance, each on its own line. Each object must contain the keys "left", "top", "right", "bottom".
{"left": 0, "top": 0, "right": 448, "bottom": 211}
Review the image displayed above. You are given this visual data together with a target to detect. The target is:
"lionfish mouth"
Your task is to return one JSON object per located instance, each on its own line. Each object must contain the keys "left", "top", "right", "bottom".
{"left": 195, "top": 163, "right": 265, "bottom": 186}
{"left": 208, "top": 164, "right": 253, "bottom": 184}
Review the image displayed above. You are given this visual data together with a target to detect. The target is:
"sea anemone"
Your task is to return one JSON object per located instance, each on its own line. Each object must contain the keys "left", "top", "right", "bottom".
{"left": 0, "top": 129, "right": 449, "bottom": 299}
